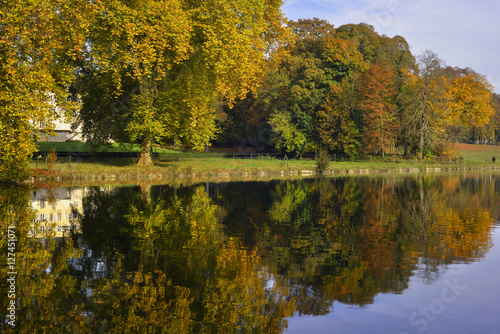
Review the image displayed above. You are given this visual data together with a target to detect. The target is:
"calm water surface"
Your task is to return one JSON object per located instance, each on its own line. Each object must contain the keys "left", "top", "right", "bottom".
{"left": 1, "top": 173, "right": 500, "bottom": 333}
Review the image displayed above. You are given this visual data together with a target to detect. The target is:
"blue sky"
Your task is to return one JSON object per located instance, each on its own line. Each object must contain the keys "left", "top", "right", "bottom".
{"left": 281, "top": 0, "right": 500, "bottom": 93}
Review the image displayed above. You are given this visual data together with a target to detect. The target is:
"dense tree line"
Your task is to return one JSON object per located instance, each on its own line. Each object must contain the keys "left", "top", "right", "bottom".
{"left": 215, "top": 19, "right": 498, "bottom": 158}
{"left": 1, "top": 4, "right": 498, "bottom": 181}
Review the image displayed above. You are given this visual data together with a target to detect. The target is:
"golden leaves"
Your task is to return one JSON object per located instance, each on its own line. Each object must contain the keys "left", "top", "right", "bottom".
{"left": 1, "top": 0, "right": 92, "bottom": 180}
{"left": 446, "top": 72, "right": 495, "bottom": 127}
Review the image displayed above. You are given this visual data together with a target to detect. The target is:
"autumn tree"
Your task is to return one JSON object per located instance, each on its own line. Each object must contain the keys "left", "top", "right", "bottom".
{"left": 358, "top": 63, "right": 398, "bottom": 156}
{"left": 265, "top": 21, "right": 373, "bottom": 154}
{"left": 331, "top": 24, "right": 416, "bottom": 156}
{"left": 405, "top": 50, "right": 448, "bottom": 159}
{"left": 490, "top": 94, "right": 500, "bottom": 143}
{"left": 438, "top": 67, "right": 495, "bottom": 143}
{"left": 268, "top": 110, "right": 308, "bottom": 154}
{"left": 316, "top": 72, "right": 362, "bottom": 157}
{"left": 402, "top": 56, "right": 495, "bottom": 155}
{"left": 263, "top": 22, "right": 420, "bottom": 155}
{"left": 0, "top": 0, "right": 90, "bottom": 181}
{"left": 334, "top": 23, "right": 383, "bottom": 63}
{"left": 322, "top": 37, "right": 368, "bottom": 82}
{"left": 260, "top": 19, "right": 335, "bottom": 154}
{"left": 446, "top": 70, "right": 495, "bottom": 140}
{"left": 379, "top": 36, "right": 417, "bottom": 155}
{"left": 75, "top": 0, "right": 292, "bottom": 165}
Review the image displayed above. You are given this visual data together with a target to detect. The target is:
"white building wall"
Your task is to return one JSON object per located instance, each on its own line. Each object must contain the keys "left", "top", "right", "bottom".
{"left": 39, "top": 92, "right": 83, "bottom": 142}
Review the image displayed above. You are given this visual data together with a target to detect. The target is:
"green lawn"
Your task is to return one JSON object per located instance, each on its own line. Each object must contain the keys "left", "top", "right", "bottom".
{"left": 454, "top": 143, "right": 500, "bottom": 163}
{"left": 30, "top": 142, "right": 500, "bottom": 181}
{"left": 37, "top": 141, "right": 500, "bottom": 163}
{"left": 35, "top": 142, "right": 179, "bottom": 154}
{"left": 30, "top": 155, "right": 470, "bottom": 177}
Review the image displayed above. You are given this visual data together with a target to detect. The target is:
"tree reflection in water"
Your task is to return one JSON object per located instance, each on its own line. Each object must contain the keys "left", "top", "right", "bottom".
{"left": 0, "top": 173, "right": 498, "bottom": 333}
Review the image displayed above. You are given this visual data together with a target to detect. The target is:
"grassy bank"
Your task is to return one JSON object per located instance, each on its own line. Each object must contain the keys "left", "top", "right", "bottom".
{"left": 29, "top": 155, "right": 500, "bottom": 183}
{"left": 455, "top": 143, "right": 500, "bottom": 163}
{"left": 28, "top": 142, "right": 500, "bottom": 184}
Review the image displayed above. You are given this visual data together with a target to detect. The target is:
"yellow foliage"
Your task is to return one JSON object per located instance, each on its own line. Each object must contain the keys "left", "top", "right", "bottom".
{"left": 1, "top": 0, "right": 91, "bottom": 180}
{"left": 446, "top": 72, "right": 495, "bottom": 127}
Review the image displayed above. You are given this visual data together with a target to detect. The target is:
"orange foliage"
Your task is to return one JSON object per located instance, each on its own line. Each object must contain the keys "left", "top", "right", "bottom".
{"left": 358, "top": 63, "right": 398, "bottom": 156}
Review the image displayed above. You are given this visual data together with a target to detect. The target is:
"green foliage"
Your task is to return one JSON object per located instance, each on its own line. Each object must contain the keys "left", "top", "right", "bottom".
{"left": 73, "top": 0, "right": 293, "bottom": 166}
{"left": 1, "top": 175, "right": 498, "bottom": 331}
{"left": 3, "top": 3, "right": 498, "bottom": 178}
{"left": 322, "top": 37, "right": 368, "bottom": 82}
{"left": 315, "top": 147, "right": 330, "bottom": 174}
{"left": 262, "top": 21, "right": 439, "bottom": 157}
{"left": 317, "top": 73, "right": 362, "bottom": 157}
{"left": 288, "top": 18, "right": 336, "bottom": 56}
{"left": 70, "top": 68, "right": 136, "bottom": 150}
{"left": 212, "top": 96, "right": 251, "bottom": 146}
{"left": 335, "top": 23, "right": 382, "bottom": 62}
{"left": 259, "top": 21, "right": 421, "bottom": 156}
{"left": 269, "top": 110, "right": 308, "bottom": 154}
{"left": 261, "top": 20, "right": 354, "bottom": 154}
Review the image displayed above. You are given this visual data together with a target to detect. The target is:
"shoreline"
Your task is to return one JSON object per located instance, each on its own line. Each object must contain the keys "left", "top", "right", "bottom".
{"left": 27, "top": 161, "right": 500, "bottom": 187}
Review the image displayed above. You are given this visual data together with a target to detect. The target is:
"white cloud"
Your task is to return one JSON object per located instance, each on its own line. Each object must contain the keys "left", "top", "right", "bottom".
{"left": 281, "top": 0, "right": 500, "bottom": 92}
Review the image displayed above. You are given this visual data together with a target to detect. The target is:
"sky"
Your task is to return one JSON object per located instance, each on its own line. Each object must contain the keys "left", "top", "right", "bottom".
{"left": 281, "top": 0, "right": 500, "bottom": 93}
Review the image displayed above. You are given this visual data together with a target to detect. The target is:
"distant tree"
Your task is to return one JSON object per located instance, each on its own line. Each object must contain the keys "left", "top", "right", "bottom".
{"left": 322, "top": 37, "right": 369, "bottom": 82}
{"left": 358, "top": 63, "right": 398, "bottom": 156}
{"left": 490, "top": 94, "right": 500, "bottom": 143}
{"left": 261, "top": 19, "right": 336, "bottom": 153}
{"left": 214, "top": 96, "right": 252, "bottom": 147}
{"left": 265, "top": 20, "right": 371, "bottom": 154}
{"left": 440, "top": 67, "right": 495, "bottom": 144}
{"left": 327, "top": 24, "right": 418, "bottom": 156}
{"left": 379, "top": 35, "right": 418, "bottom": 155}
{"left": 317, "top": 72, "right": 362, "bottom": 157}
{"left": 334, "top": 23, "right": 382, "bottom": 63}
{"left": 268, "top": 110, "right": 308, "bottom": 154}
{"left": 405, "top": 50, "right": 448, "bottom": 159}
{"left": 446, "top": 71, "right": 495, "bottom": 128}
{"left": 288, "top": 18, "right": 336, "bottom": 56}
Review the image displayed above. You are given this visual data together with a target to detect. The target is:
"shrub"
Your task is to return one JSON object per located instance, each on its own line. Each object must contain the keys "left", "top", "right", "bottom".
{"left": 315, "top": 147, "right": 330, "bottom": 174}
{"left": 46, "top": 147, "right": 58, "bottom": 170}
{"left": 434, "top": 141, "right": 460, "bottom": 158}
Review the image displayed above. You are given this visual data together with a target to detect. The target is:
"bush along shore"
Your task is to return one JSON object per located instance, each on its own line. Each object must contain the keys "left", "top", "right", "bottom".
{"left": 28, "top": 157, "right": 500, "bottom": 185}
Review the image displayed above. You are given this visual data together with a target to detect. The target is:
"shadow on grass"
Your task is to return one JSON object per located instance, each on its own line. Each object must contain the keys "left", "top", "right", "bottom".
{"left": 83, "top": 158, "right": 138, "bottom": 167}
{"left": 65, "top": 158, "right": 181, "bottom": 170}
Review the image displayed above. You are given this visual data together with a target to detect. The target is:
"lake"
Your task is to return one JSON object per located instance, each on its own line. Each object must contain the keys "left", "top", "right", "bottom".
{"left": 1, "top": 173, "right": 500, "bottom": 333}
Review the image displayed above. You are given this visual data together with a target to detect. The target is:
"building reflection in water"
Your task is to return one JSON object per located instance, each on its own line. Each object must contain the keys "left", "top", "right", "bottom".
{"left": 29, "top": 188, "right": 85, "bottom": 238}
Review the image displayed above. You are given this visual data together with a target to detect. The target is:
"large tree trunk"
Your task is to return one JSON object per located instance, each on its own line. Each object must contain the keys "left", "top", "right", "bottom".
{"left": 137, "top": 137, "right": 153, "bottom": 166}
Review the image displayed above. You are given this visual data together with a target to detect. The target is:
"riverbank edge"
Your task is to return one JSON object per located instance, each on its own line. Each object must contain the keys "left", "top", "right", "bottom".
{"left": 28, "top": 163, "right": 500, "bottom": 186}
